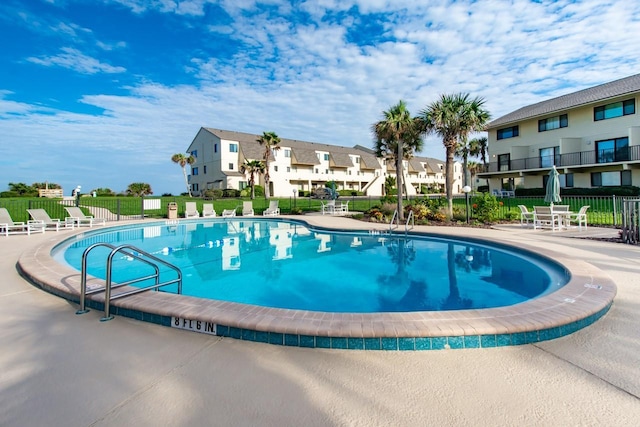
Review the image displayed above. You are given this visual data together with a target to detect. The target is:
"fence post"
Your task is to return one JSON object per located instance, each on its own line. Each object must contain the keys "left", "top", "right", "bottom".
{"left": 612, "top": 195, "right": 617, "bottom": 226}
{"left": 117, "top": 199, "right": 121, "bottom": 221}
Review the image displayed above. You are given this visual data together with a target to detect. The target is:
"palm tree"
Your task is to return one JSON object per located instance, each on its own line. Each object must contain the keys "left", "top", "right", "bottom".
{"left": 240, "top": 159, "right": 265, "bottom": 200}
{"left": 126, "top": 182, "right": 153, "bottom": 197}
{"left": 257, "top": 131, "right": 281, "bottom": 199}
{"left": 373, "top": 100, "right": 424, "bottom": 221}
{"left": 421, "top": 93, "right": 490, "bottom": 218}
{"left": 469, "top": 136, "right": 489, "bottom": 168}
{"left": 467, "top": 160, "right": 482, "bottom": 189}
{"left": 171, "top": 153, "right": 196, "bottom": 197}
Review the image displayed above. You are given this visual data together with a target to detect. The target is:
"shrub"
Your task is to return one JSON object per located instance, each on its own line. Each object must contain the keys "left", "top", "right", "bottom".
{"left": 222, "top": 189, "right": 240, "bottom": 198}
{"left": 472, "top": 193, "right": 500, "bottom": 223}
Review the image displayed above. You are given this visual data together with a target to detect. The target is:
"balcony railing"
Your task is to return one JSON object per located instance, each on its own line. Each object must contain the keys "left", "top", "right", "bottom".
{"left": 483, "top": 146, "right": 640, "bottom": 173}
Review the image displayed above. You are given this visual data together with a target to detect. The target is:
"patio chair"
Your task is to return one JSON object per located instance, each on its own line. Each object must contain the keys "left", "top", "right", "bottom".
{"left": 202, "top": 203, "right": 216, "bottom": 217}
{"left": 27, "top": 208, "right": 67, "bottom": 231}
{"left": 533, "top": 206, "right": 560, "bottom": 231}
{"left": 242, "top": 201, "right": 254, "bottom": 216}
{"left": 262, "top": 200, "right": 280, "bottom": 216}
{"left": 0, "top": 207, "right": 43, "bottom": 236}
{"left": 222, "top": 208, "right": 237, "bottom": 217}
{"left": 185, "top": 202, "right": 200, "bottom": 218}
{"left": 64, "top": 206, "right": 106, "bottom": 228}
{"left": 568, "top": 205, "right": 590, "bottom": 230}
{"left": 321, "top": 200, "right": 336, "bottom": 215}
{"left": 517, "top": 205, "right": 534, "bottom": 227}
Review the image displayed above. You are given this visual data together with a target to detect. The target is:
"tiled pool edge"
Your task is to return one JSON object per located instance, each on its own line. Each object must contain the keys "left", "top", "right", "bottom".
{"left": 16, "top": 220, "right": 618, "bottom": 351}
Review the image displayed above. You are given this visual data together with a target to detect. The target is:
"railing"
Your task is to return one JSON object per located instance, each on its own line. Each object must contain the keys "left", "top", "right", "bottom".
{"left": 483, "top": 145, "right": 640, "bottom": 173}
{"left": 77, "top": 243, "right": 182, "bottom": 321}
{"left": 621, "top": 199, "right": 640, "bottom": 244}
{"left": 405, "top": 210, "right": 414, "bottom": 233}
{"left": 389, "top": 210, "right": 399, "bottom": 231}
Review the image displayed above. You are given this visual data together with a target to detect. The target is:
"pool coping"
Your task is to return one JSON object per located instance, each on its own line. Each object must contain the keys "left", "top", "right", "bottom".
{"left": 17, "top": 218, "right": 617, "bottom": 350}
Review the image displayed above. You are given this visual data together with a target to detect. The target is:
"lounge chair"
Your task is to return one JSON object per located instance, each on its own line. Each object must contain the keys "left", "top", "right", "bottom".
{"left": 202, "top": 203, "right": 216, "bottom": 217}
{"left": 185, "top": 202, "right": 200, "bottom": 218}
{"left": 0, "top": 207, "right": 43, "bottom": 236}
{"left": 27, "top": 208, "right": 67, "bottom": 231}
{"left": 517, "top": 205, "right": 534, "bottom": 227}
{"left": 222, "top": 208, "right": 237, "bottom": 217}
{"left": 568, "top": 205, "right": 589, "bottom": 230}
{"left": 262, "top": 200, "right": 280, "bottom": 216}
{"left": 64, "top": 206, "right": 106, "bottom": 228}
{"left": 242, "top": 201, "right": 254, "bottom": 216}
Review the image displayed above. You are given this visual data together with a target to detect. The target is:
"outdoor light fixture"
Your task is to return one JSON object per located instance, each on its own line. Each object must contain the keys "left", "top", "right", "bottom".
{"left": 463, "top": 185, "right": 472, "bottom": 223}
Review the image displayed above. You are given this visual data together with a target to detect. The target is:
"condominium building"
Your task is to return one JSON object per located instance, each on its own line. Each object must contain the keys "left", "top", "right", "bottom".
{"left": 185, "top": 128, "right": 461, "bottom": 197}
{"left": 480, "top": 74, "right": 640, "bottom": 192}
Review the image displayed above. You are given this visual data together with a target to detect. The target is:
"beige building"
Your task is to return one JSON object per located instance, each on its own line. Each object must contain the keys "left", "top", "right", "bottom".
{"left": 185, "top": 128, "right": 462, "bottom": 197}
{"left": 481, "top": 73, "right": 640, "bottom": 192}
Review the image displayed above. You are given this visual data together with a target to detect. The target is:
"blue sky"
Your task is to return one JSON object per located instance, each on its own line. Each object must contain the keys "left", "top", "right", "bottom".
{"left": 1, "top": 0, "right": 639, "bottom": 196}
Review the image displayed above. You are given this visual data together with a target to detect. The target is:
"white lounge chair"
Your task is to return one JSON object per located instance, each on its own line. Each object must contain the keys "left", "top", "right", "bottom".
{"left": 202, "top": 203, "right": 216, "bottom": 217}
{"left": 0, "top": 208, "right": 43, "bottom": 236}
{"left": 28, "top": 208, "right": 68, "bottom": 231}
{"left": 222, "top": 208, "right": 237, "bottom": 217}
{"left": 185, "top": 202, "right": 200, "bottom": 218}
{"left": 262, "top": 200, "right": 280, "bottom": 216}
{"left": 242, "top": 201, "right": 254, "bottom": 216}
{"left": 321, "top": 200, "right": 335, "bottom": 215}
{"left": 64, "top": 206, "right": 106, "bottom": 228}
{"left": 517, "top": 205, "right": 534, "bottom": 227}
{"left": 568, "top": 205, "right": 589, "bottom": 230}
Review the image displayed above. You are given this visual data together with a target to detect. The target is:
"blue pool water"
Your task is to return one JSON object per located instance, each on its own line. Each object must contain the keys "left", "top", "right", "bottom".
{"left": 55, "top": 219, "right": 569, "bottom": 313}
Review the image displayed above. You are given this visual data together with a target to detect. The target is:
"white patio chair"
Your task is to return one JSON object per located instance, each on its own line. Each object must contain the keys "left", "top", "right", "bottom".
{"left": 64, "top": 206, "right": 106, "bottom": 227}
{"left": 517, "top": 205, "right": 534, "bottom": 227}
{"left": 242, "top": 201, "right": 254, "bottom": 216}
{"left": 533, "top": 206, "right": 560, "bottom": 231}
{"left": 184, "top": 202, "right": 200, "bottom": 218}
{"left": 262, "top": 200, "right": 280, "bottom": 216}
{"left": 27, "top": 208, "right": 68, "bottom": 231}
{"left": 321, "top": 200, "right": 335, "bottom": 215}
{"left": 568, "top": 205, "right": 589, "bottom": 230}
{"left": 0, "top": 207, "right": 42, "bottom": 236}
{"left": 202, "top": 203, "right": 216, "bottom": 217}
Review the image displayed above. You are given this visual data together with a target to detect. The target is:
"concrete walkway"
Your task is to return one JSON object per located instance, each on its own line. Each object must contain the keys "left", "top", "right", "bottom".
{"left": 1, "top": 220, "right": 639, "bottom": 426}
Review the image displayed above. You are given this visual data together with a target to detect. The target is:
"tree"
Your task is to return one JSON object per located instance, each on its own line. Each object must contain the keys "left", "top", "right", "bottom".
{"left": 8, "top": 182, "right": 37, "bottom": 197}
{"left": 469, "top": 136, "right": 489, "bottom": 168}
{"left": 240, "top": 159, "right": 265, "bottom": 200}
{"left": 373, "top": 100, "right": 424, "bottom": 221}
{"left": 126, "top": 182, "right": 153, "bottom": 197}
{"left": 467, "top": 160, "right": 482, "bottom": 189}
{"left": 384, "top": 175, "right": 397, "bottom": 196}
{"left": 421, "top": 93, "right": 490, "bottom": 218}
{"left": 257, "top": 131, "right": 281, "bottom": 199}
{"left": 32, "top": 182, "right": 61, "bottom": 189}
{"left": 92, "top": 187, "right": 116, "bottom": 196}
{"left": 171, "top": 153, "right": 196, "bottom": 197}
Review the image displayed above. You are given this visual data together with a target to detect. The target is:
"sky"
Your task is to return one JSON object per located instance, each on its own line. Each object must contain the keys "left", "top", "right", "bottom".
{"left": 1, "top": 0, "right": 639, "bottom": 196}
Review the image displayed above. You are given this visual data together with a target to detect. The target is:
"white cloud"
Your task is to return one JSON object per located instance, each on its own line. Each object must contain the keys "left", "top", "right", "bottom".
{"left": 26, "top": 47, "right": 126, "bottom": 74}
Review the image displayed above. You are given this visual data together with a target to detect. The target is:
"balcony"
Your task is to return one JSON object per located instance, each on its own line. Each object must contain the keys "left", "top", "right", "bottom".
{"left": 482, "top": 146, "right": 640, "bottom": 174}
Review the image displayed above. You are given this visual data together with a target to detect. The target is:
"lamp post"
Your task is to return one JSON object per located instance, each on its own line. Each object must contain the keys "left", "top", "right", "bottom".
{"left": 75, "top": 185, "right": 82, "bottom": 207}
{"left": 293, "top": 189, "right": 297, "bottom": 208}
{"left": 462, "top": 185, "right": 471, "bottom": 223}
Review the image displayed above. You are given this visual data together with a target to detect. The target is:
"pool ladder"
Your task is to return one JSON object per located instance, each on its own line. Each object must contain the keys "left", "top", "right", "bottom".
{"left": 389, "top": 209, "right": 414, "bottom": 233}
{"left": 76, "top": 243, "right": 182, "bottom": 321}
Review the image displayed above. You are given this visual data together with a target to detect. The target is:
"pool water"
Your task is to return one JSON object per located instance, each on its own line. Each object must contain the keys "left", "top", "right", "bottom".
{"left": 56, "top": 219, "right": 569, "bottom": 313}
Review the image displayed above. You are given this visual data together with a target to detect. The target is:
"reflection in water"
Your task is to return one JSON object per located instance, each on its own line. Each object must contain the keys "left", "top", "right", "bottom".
{"left": 61, "top": 220, "right": 566, "bottom": 313}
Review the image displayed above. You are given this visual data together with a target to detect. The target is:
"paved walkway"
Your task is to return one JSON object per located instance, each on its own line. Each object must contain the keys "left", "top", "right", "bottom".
{"left": 1, "top": 219, "right": 639, "bottom": 426}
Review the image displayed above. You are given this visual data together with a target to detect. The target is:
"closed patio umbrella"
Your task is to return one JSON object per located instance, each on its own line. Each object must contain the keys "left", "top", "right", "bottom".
{"left": 544, "top": 165, "right": 562, "bottom": 207}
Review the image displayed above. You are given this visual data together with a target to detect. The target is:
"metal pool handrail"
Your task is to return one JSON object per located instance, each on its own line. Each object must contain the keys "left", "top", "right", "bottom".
{"left": 77, "top": 243, "right": 182, "bottom": 321}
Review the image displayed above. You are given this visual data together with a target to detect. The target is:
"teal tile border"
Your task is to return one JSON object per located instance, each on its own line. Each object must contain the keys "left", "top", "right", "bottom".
{"left": 73, "top": 300, "right": 613, "bottom": 351}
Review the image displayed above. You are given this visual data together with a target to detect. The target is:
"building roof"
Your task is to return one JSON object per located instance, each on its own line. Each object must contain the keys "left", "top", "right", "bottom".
{"left": 487, "top": 73, "right": 640, "bottom": 129}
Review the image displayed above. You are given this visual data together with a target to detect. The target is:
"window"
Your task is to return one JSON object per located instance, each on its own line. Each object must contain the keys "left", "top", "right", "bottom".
{"left": 229, "top": 143, "right": 238, "bottom": 153}
{"left": 594, "top": 99, "right": 635, "bottom": 121}
{"left": 324, "top": 154, "right": 330, "bottom": 161}
{"left": 497, "top": 126, "right": 519, "bottom": 140}
{"left": 596, "top": 137, "right": 629, "bottom": 163}
{"left": 538, "top": 114, "right": 568, "bottom": 132}
{"left": 284, "top": 149, "right": 291, "bottom": 157}
{"left": 355, "top": 157, "right": 360, "bottom": 164}
{"left": 239, "top": 181, "right": 247, "bottom": 190}
{"left": 203, "top": 165, "right": 207, "bottom": 174}
{"left": 539, "top": 147, "right": 559, "bottom": 168}
{"left": 286, "top": 166, "right": 290, "bottom": 172}
{"left": 565, "top": 173, "right": 574, "bottom": 188}
{"left": 214, "top": 144, "right": 217, "bottom": 153}
{"left": 591, "top": 170, "right": 632, "bottom": 186}
{"left": 274, "top": 166, "right": 278, "bottom": 172}
{"left": 192, "top": 183, "right": 199, "bottom": 191}
{"left": 192, "top": 167, "right": 199, "bottom": 176}
{"left": 315, "top": 168, "right": 319, "bottom": 173}
{"left": 498, "top": 154, "right": 510, "bottom": 171}
{"left": 190, "top": 150, "right": 197, "bottom": 157}
{"left": 229, "top": 163, "right": 234, "bottom": 170}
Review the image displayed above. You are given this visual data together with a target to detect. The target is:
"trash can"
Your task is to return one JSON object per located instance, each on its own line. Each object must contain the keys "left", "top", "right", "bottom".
{"left": 167, "top": 202, "right": 178, "bottom": 219}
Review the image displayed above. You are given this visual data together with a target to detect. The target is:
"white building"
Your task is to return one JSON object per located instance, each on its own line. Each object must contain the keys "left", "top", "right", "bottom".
{"left": 185, "top": 128, "right": 462, "bottom": 197}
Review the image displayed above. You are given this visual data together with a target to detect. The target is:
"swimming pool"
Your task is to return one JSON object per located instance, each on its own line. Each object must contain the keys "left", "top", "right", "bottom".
{"left": 21, "top": 217, "right": 616, "bottom": 350}
{"left": 56, "top": 219, "right": 568, "bottom": 313}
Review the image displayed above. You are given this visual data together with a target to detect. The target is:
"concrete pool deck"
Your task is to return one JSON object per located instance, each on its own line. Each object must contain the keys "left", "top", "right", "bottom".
{"left": 1, "top": 218, "right": 639, "bottom": 426}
